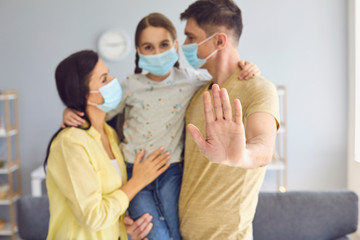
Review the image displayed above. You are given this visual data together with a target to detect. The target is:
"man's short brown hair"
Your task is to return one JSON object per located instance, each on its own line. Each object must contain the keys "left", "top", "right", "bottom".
{"left": 180, "top": 0, "right": 243, "bottom": 43}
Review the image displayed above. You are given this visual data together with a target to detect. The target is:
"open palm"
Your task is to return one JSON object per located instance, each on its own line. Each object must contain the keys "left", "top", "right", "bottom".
{"left": 187, "top": 84, "right": 248, "bottom": 167}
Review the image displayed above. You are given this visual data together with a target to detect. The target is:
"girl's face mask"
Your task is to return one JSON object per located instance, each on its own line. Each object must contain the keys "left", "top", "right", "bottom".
{"left": 138, "top": 46, "right": 179, "bottom": 76}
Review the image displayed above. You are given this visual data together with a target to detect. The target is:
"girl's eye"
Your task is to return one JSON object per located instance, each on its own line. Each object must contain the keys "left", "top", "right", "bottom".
{"left": 144, "top": 45, "right": 152, "bottom": 50}
{"left": 161, "top": 42, "right": 169, "bottom": 48}
{"left": 102, "top": 77, "right": 107, "bottom": 83}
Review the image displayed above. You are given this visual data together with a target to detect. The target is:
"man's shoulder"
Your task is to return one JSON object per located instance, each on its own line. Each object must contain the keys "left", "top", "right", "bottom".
{"left": 228, "top": 74, "right": 277, "bottom": 94}
{"left": 247, "top": 75, "right": 276, "bottom": 91}
{"left": 249, "top": 74, "right": 271, "bottom": 83}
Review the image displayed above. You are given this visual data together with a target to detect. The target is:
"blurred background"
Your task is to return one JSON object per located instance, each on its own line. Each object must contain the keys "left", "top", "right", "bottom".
{"left": 1, "top": 0, "right": 358, "bottom": 237}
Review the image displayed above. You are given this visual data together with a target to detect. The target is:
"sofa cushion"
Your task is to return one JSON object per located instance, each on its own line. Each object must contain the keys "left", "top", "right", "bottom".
{"left": 253, "top": 190, "right": 358, "bottom": 240}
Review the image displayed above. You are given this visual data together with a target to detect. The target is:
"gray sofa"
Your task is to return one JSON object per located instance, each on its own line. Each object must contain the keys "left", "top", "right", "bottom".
{"left": 17, "top": 190, "right": 358, "bottom": 240}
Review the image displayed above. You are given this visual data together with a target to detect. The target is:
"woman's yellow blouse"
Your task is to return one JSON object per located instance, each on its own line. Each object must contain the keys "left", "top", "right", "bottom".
{"left": 46, "top": 123, "right": 129, "bottom": 240}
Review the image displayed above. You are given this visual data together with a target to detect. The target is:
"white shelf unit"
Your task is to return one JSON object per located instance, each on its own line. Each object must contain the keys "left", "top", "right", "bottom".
{"left": 0, "top": 90, "right": 21, "bottom": 239}
{"left": 0, "top": 193, "right": 20, "bottom": 205}
{"left": 0, "top": 223, "right": 18, "bottom": 236}
{"left": 267, "top": 86, "right": 287, "bottom": 192}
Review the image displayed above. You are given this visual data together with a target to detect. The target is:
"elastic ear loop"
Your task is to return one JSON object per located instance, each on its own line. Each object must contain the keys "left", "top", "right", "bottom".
{"left": 198, "top": 32, "right": 219, "bottom": 46}
{"left": 88, "top": 90, "right": 100, "bottom": 106}
{"left": 204, "top": 49, "right": 218, "bottom": 60}
{"left": 198, "top": 33, "right": 219, "bottom": 61}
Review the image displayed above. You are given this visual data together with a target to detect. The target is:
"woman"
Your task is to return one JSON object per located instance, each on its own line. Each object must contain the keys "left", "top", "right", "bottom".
{"left": 44, "top": 50, "right": 169, "bottom": 240}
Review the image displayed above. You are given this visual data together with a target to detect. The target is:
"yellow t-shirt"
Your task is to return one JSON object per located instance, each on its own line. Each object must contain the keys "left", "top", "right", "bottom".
{"left": 46, "top": 123, "right": 129, "bottom": 240}
{"left": 179, "top": 68, "right": 280, "bottom": 240}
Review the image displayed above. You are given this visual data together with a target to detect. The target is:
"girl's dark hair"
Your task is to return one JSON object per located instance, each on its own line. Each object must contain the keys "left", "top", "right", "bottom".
{"left": 134, "top": 13, "right": 180, "bottom": 74}
{"left": 43, "top": 50, "right": 99, "bottom": 170}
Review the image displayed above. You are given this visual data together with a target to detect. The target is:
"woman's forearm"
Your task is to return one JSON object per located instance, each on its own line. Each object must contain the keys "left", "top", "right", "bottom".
{"left": 120, "top": 177, "right": 144, "bottom": 201}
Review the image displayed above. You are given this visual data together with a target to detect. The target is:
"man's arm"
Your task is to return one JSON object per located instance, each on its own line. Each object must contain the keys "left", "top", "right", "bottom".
{"left": 244, "top": 112, "right": 277, "bottom": 167}
{"left": 187, "top": 84, "right": 277, "bottom": 168}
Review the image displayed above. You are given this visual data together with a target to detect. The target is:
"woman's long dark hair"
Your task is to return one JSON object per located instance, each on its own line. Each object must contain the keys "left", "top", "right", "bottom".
{"left": 43, "top": 50, "right": 99, "bottom": 170}
{"left": 134, "top": 13, "right": 180, "bottom": 74}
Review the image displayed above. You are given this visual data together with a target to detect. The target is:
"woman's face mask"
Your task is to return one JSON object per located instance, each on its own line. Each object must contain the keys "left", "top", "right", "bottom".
{"left": 181, "top": 33, "right": 218, "bottom": 69}
{"left": 138, "top": 46, "right": 179, "bottom": 76}
{"left": 88, "top": 78, "right": 122, "bottom": 112}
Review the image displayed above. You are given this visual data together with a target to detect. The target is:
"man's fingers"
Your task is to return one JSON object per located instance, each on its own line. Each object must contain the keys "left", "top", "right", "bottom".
{"left": 127, "top": 215, "right": 146, "bottom": 236}
{"left": 124, "top": 216, "right": 134, "bottom": 225}
{"left": 187, "top": 124, "right": 206, "bottom": 154}
{"left": 203, "top": 91, "right": 215, "bottom": 124}
{"left": 211, "top": 84, "right": 223, "bottom": 120}
{"left": 139, "top": 223, "right": 153, "bottom": 239}
{"left": 220, "top": 88, "right": 232, "bottom": 120}
{"left": 129, "top": 214, "right": 153, "bottom": 240}
{"left": 234, "top": 99, "right": 243, "bottom": 125}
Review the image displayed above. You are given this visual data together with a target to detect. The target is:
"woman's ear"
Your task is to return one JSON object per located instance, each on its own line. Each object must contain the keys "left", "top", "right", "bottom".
{"left": 215, "top": 33, "right": 227, "bottom": 50}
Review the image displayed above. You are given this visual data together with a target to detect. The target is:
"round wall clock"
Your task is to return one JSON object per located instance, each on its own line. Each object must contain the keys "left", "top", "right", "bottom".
{"left": 97, "top": 30, "right": 129, "bottom": 61}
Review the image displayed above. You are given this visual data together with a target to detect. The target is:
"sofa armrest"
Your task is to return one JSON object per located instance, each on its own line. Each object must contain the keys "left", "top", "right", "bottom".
{"left": 334, "top": 236, "right": 352, "bottom": 240}
{"left": 17, "top": 195, "right": 49, "bottom": 240}
{"left": 253, "top": 190, "right": 358, "bottom": 240}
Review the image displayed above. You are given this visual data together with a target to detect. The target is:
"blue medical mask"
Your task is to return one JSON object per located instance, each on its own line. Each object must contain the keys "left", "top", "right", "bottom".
{"left": 88, "top": 78, "right": 122, "bottom": 112}
{"left": 181, "top": 33, "right": 218, "bottom": 69}
{"left": 138, "top": 46, "right": 179, "bottom": 76}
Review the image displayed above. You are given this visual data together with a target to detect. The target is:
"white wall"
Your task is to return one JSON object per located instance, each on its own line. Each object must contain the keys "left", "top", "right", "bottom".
{"left": 348, "top": 0, "right": 360, "bottom": 238}
{"left": 0, "top": 0, "right": 348, "bottom": 195}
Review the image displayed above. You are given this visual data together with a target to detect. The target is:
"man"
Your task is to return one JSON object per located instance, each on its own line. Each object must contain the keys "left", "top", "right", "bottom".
{"left": 179, "top": 0, "right": 280, "bottom": 239}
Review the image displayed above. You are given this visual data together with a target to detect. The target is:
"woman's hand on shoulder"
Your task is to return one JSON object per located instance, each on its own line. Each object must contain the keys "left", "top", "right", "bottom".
{"left": 237, "top": 60, "right": 261, "bottom": 80}
{"left": 61, "top": 108, "right": 85, "bottom": 128}
{"left": 124, "top": 214, "right": 153, "bottom": 240}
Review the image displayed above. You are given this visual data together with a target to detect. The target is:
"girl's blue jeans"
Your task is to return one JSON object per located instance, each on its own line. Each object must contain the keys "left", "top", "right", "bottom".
{"left": 126, "top": 162, "right": 183, "bottom": 240}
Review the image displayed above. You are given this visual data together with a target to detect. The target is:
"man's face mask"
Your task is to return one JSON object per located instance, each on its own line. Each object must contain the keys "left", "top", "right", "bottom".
{"left": 181, "top": 33, "right": 218, "bottom": 69}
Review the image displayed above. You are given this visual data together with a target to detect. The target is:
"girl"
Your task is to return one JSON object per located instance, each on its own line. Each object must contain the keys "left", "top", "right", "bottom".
{"left": 63, "top": 13, "right": 260, "bottom": 240}
{"left": 45, "top": 50, "right": 169, "bottom": 240}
